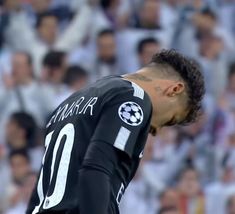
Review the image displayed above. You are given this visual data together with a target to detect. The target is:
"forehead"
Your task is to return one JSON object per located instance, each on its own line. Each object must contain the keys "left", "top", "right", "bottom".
{"left": 10, "top": 154, "right": 28, "bottom": 163}
{"left": 143, "top": 42, "right": 159, "bottom": 50}
{"left": 41, "top": 16, "right": 58, "bottom": 25}
{"left": 182, "top": 170, "right": 198, "bottom": 179}
{"left": 98, "top": 34, "right": 114, "bottom": 42}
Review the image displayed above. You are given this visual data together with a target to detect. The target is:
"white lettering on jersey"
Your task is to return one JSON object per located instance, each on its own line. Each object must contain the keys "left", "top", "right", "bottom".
{"left": 46, "top": 96, "right": 98, "bottom": 127}
{"left": 116, "top": 183, "right": 125, "bottom": 206}
{"left": 80, "top": 97, "right": 98, "bottom": 115}
{"left": 74, "top": 97, "right": 85, "bottom": 114}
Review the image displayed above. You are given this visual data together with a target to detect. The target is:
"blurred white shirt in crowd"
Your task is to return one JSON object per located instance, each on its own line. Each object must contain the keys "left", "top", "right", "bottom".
{"left": 206, "top": 182, "right": 235, "bottom": 214}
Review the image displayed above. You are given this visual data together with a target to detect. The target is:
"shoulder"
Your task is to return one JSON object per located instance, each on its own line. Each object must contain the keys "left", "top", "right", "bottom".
{"left": 98, "top": 76, "right": 153, "bottom": 126}
{"left": 96, "top": 76, "right": 152, "bottom": 107}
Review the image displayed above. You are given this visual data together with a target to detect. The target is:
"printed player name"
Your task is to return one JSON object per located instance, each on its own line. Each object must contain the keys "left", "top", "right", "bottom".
{"left": 46, "top": 96, "right": 98, "bottom": 128}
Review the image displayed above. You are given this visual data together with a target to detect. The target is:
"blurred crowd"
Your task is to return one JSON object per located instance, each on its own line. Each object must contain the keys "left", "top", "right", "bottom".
{"left": 0, "top": 0, "right": 235, "bottom": 213}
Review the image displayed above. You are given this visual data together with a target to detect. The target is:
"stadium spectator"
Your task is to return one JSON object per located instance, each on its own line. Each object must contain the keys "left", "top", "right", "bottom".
{"left": 36, "top": 12, "right": 59, "bottom": 47}
{"left": 197, "top": 33, "right": 227, "bottom": 98}
{"left": 177, "top": 167, "right": 205, "bottom": 214}
{"left": 56, "top": 65, "right": 89, "bottom": 105}
{"left": 6, "top": 112, "right": 37, "bottom": 150}
{"left": 5, "top": 171, "right": 37, "bottom": 214}
{"left": 74, "top": 29, "right": 122, "bottom": 81}
{"left": 3, "top": 149, "right": 32, "bottom": 213}
{"left": 137, "top": 37, "right": 161, "bottom": 68}
{"left": 63, "top": 65, "right": 89, "bottom": 91}
{"left": 0, "top": 52, "right": 53, "bottom": 140}
{"left": 99, "top": 0, "right": 130, "bottom": 29}
{"left": 133, "top": 0, "right": 161, "bottom": 29}
{"left": 94, "top": 29, "right": 121, "bottom": 79}
{"left": 175, "top": 7, "right": 234, "bottom": 57}
{"left": 5, "top": 112, "right": 43, "bottom": 171}
{"left": 42, "top": 50, "right": 68, "bottom": 107}
{"left": 206, "top": 166, "right": 235, "bottom": 214}
{"left": 42, "top": 50, "right": 66, "bottom": 83}
{"left": 9, "top": 149, "right": 31, "bottom": 185}
{"left": 3, "top": 2, "right": 93, "bottom": 75}
{"left": 158, "top": 188, "right": 180, "bottom": 211}
{"left": 116, "top": 0, "right": 172, "bottom": 73}
{"left": 25, "top": 0, "right": 73, "bottom": 28}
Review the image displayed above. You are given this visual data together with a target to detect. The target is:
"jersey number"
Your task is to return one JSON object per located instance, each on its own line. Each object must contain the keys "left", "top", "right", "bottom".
{"left": 32, "top": 123, "right": 75, "bottom": 213}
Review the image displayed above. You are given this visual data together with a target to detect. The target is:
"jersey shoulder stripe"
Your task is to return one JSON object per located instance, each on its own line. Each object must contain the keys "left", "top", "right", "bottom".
{"left": 131, "top": 82, "right": 144, "bottom": 100}
{"left": 113, "top": 126, "right": 131, "bottom": 151}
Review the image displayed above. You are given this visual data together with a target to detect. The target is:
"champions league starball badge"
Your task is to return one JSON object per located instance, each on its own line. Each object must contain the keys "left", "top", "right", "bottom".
{"left": 118, "top": 102, "right": 144, "bottom": 126}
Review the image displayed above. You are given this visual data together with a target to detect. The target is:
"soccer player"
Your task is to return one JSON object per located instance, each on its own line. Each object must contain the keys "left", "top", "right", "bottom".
{"left": 27, "top": 50, "right": 205, "bottom": 214}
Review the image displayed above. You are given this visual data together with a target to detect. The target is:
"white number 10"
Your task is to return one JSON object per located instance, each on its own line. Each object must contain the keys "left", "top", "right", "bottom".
{"left": 32, "top": 123, "right": 75, "bottom": 214}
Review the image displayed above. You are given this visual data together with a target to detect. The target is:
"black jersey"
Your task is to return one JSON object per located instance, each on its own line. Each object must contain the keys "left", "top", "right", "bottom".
{"left": 27, "top": 76, "right": 152, "bottom": 214}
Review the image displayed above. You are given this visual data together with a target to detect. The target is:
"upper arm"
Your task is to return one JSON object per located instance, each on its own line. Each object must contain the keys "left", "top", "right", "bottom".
{"left": 91, "top": 86, "right": 152, "bottom": 158}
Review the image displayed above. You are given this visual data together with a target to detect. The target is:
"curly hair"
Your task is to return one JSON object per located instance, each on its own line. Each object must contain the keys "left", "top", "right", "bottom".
{"left": 149, "top": 49, "right": 205, "bottom": 124}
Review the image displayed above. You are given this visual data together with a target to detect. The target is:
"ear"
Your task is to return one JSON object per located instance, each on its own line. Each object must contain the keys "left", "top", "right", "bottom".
{"left": 165, "top": 82, "right": 185, "bottom": 97}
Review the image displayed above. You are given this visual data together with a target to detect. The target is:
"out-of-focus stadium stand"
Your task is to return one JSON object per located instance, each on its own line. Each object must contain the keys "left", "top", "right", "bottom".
{"left": 0, "top": 0, "right": 235, "bottom": 213}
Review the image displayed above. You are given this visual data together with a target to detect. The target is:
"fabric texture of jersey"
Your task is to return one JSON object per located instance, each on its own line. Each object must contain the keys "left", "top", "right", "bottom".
{"left": 27, "top": 76, "right": 153, "bottom": 214}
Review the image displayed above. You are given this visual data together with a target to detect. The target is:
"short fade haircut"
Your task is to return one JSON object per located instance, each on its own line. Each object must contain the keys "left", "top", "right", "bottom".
{"left": 137, "top": 37, "right": 159, "bottom": 54}
{"left": 149, "top": 49, "right": 205, "bottom": 124}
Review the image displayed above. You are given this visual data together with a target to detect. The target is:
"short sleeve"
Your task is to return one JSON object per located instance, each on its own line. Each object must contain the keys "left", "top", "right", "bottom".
{"left": 91, "top": 86, "right": 152, "bottom": 157}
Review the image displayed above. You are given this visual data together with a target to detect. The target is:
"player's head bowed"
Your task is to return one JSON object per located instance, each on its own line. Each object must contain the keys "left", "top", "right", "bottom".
{"left": 149, "top": 49, "right": 205, "bottom": 125}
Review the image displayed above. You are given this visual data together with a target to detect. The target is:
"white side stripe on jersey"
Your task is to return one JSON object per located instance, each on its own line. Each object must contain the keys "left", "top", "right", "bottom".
{"left": 114, "top": 126, "right": 130, "bottom": 151}
{"left": 131, "top": 82, "right": 144, "bottom": 100}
